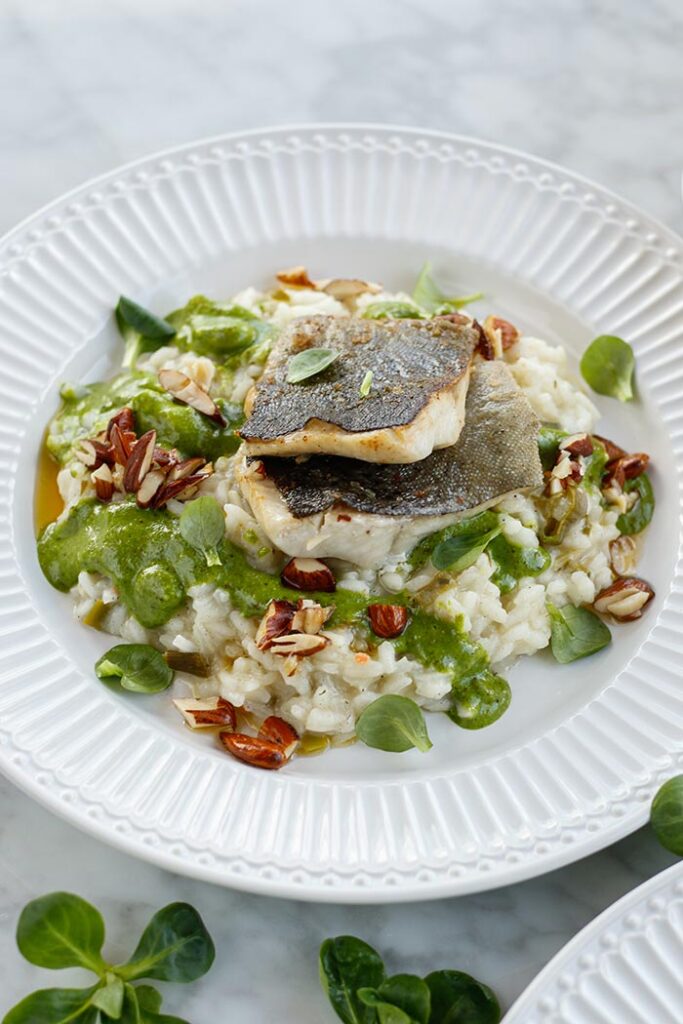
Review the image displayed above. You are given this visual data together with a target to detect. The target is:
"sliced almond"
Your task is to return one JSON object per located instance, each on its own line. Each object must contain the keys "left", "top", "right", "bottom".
{"left": 169, "top": 456, "right": 207, "bottom": 482}
{"left": 276, "top": 265, "right": 317, "bottom": 289}
{"left": 281, "top": 557, "right": 336, "bottom": 593}
{"left": 593, "top": 434, "right": 627, "bottom": 462}
{"left": 75, "top": 439, "right": 115, "bottom": 469}
{"left": 291, "top": 599, "right": 334, "bottom": 635}
{"left": 159, "top": 368, "right": 227, "bottom": 427}
{"left": 106, "top": 407, "right": 135, "bottom": 438}
{"left": 268, "top": 633, "right": 329, "bottom": 657}
{"left": 135, "top": 468, "right": 167, "bottom": 509}
{"left": 258, "top": 715, "right": 299, "bottom": 758}
{"left": 319, "top": 278, "right": 382, "bottom": 300}
{"left": 110, "top": 424, "right": 137, "bottom": 465}
{"left": 368, "top": 603, "right": 409, "bottom": 638}
{"left": 593, "top": 577, "right": 654, "bottom": 621}
{"left": 219, "top": 731, "right": 288, "bottom": 769}
{"left": 560, "top": 433, "right": 594, "bottom": 457}
{"left": 255, "top": 599, "right": 297, "bottom": 650}
{"left": 123, "top": 429, "right": 156, "bottom": 492}
{"left": 483, "top": 315, "right": 520, "bottom": 355}
{"left": 91, "top": 463, "right": 114, "bottom": 501}
{"left": 609, "top": 535, "right": 638, "bottom": 577}
{"left": 173, "top": 696, "right": 237, "bottom": 730}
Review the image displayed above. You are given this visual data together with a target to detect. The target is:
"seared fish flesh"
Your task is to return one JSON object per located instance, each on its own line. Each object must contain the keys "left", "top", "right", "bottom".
{"left": 238, "top": 361, "right": 544, "bottom": 566}
{"left": 239, "top": 315, "right": 477, "bottom": 463}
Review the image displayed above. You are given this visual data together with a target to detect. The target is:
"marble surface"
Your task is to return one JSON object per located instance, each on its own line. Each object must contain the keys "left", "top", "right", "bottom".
{"left": 1, "top": 0, "right": 681, "bottom": 1018}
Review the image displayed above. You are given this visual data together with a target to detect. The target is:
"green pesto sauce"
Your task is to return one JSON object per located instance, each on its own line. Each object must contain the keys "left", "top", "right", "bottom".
{"left": 47, "top": 372, "right": 243, "bottom": 465}
{"left": 166, "top": 295, "right": 274, "bottom": 361}
{"left": 37, "top": 498, "right": 504, "bottom": 723}
{"left": 488, "top": 534, "right": 550, "bottom": 594}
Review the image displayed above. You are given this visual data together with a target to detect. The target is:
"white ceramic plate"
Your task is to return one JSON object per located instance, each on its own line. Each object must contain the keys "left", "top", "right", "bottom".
{"left": 504, "top": 861, "right": 683, "bottom": 1022}
{"left": 1, "top": 125, "right": 682, "bottom": 902}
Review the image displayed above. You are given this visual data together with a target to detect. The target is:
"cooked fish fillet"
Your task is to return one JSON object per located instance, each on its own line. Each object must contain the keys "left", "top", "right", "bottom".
{"left": 239, "top": 315, "right": 477, "bottom": 463}
{"left": 237, "top": 361, "right": 544, "bottom": 566}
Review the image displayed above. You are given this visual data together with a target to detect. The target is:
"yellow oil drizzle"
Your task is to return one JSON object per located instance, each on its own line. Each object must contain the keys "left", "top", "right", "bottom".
{"left": 34, "top": 438, "right": 63, "bottom": 534}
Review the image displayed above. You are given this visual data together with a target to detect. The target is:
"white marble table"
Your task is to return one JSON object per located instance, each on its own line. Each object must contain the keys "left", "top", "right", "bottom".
{"left": 1, "top": 0, "right": 681, "bottom": 1017}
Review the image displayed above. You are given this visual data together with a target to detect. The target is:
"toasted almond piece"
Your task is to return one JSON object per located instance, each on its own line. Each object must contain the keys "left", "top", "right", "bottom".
{"left": 135, "top": 468, "right": 167, "bottom": 509}
{"left": 473, "top": 318, "right": 495, "bottom": 360}
{"left": 152, "top": 473, "right": 205, "bottom": 508}
{"left": 268, "top": 633, "right": 329, "bottom": 657}
{"left": 281, "top": 557, "right": 336, "bottom": 593}
{"left": 174, "top": 696, "right": 237, "bottom": 729}
{"left": 123, "top": 429, "right": 156, "bottom": 492}
{"left": 436, "top": 311, "right": 471, "bottom": 327}
{"left": 164, "top": 650, "right": 211, "bottom": 676}
{"left": 593, "top": 577, "right": 654, "bottom": 621}
{"left": 320, "top": 278, "right": 382, "bottom": 300}
{"left": 560, "top": 433, "right": 594, "bottom": 457}
{"left": 159, "top": 368, "right": 227, "bottom": 427}
{"left": 152, "top": 446, "right": 178, "bottom": 470}
{"left": 483, "top": 315, "right": 520, "bottom": 355}
{"left": 368, "top": 603, "right": 409, "bottom": 638}
{"left": 276, "top": 265, "right": 317, "bottom": 289}
{"left": 220, "top": 731, "right": 288, "bottom": 769}
{"left": 255, "top": 599, "right": 297, "bottom": 650}
{"left": 609, "top": 535, "right": 638, "bottom": 577}
{"left": 547, "top": 449, "right": 583, "bottom": 495}
{"left": 110, "top": 424, "right": 137, "bottom": 465}
{"left": 91, "top": 463, "right": 114, "bottom": 501}
{"left": 593, "top": 434, "right": 627, "bottom": 462}
{"left": 258, "top": 715, "right": 299, "bottom": 758}
{"left": 75, "top": 438, "right": 115, "bottom": 469}
{"left": 291, "top": 599, "right": 334, "bottom": 635}
{"left": 106, "top": 406, "right": 135, "bottom": 438}
{"left": 169, "top": 456, "right": 207, "bottom": 482}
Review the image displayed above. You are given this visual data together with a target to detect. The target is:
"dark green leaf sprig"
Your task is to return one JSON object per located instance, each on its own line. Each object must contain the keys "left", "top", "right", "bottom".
{"left": 319, "top": 935, "right": 500, "bottom": 1024}
{"left": 4, "top": 893, "right": 214, "bottom": 1024}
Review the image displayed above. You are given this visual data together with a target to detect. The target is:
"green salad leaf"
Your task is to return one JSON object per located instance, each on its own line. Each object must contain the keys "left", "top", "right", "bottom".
{"left": 17, "top": 892, "right": 106, "bottom": 973}
{"left": 179, "top": 496, "right": 225, "bottom": 567}
{"left": 409, "top": 512, "right": 500, "bottom": 572}
{"left": 287, "top": 347, "right": 340, "bottom": 383}
{"left": 359, "top": 975, "right": 430, "bottom": 1024}
{"left": 650, "top": 775, "right": 683, "bottom": 856}
{"left": 3, "top": 986, "right": 99, "bottom": 1024}
{"left": 580, "top": 334, "right": 635, "bottom": 401}
{"left": 425, "top": 970, "right": 501, "bottom": 1024}
{"left": 116, "top": 297, "right": 176, "bottom": 369}
{"left": 361, "top": 300, "right": 423, "bottom": 320}
{"left": 537, "top": 426, "right": 568, "bottom": 471}
{"left": 547, "top": 603, "right": 611, "bottom": 663}
{"left": 319, "top": 936, "right": 501, "bottom": 1024}
{"left": 95, "top": 643, "right": 174, "bottom": 694}
{"left": 356, "top": 695, "right": 432, "bottom": 753}
{"left": 118, "top": 903, "right": 215, "bottom": 983}
{"left": 412, "top": 262, "right": 483, "bottom": 314}
{"left": 320, "top": 936, "right": 386, "bottom": 1024}
{"left": 617, "top": 473, "right": 655, "bottom": 534}
{"left": 4, "top": 893, "right": 214, "bottom": 1024}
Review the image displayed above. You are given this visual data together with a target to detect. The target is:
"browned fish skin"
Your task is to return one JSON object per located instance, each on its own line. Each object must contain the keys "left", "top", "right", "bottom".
{"left": 239, "top": 315, "right": 477, "bottom": 440}
{"left": 255, "top": 361, "right": 544, "bottom": 517}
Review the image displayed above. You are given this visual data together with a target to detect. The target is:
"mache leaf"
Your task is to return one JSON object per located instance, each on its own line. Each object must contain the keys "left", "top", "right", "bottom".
{"left": 16, "top": 892, "right": 106, "bottom": 973}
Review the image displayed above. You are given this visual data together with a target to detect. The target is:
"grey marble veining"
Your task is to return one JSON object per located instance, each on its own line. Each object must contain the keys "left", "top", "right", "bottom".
{"left": 1, "top": 0, "right": 681, "bottom": 1018}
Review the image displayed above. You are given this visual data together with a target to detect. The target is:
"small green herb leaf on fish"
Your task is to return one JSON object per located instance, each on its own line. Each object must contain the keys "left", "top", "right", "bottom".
{"left": 117, "top": 903, "right": 215, "bottom": 983}
{"left": 287, "top": 347, "right": 340, "bottom": 383}
{"left": 413, "top": 261, "right": 483, "bottom": 315}
{"left": 95, "top": 644, "right": 174, "bottom": 694}
{"left": 547, "top": 603, "right": 611, "bottom": 663}
{"left": 449, "top": 671, "right": 511, "bottom": 730}
{"left": 361, "top": 300, "right": 424, "bottom": 320}
{"left": 179, "top": 495, "right": 225, "bottom": 567}
{"left": 650, "top": 775, "right": 683, "bottom": 856}
{"left": 359, "top": 370, "right": 374, "bottom": 397}
{"left": 580, "top": 334, "right": 635, "bottom": 401}
{"left": 356, "top": 695, "right": 432, "bottom": 753}
{"left": 17, "top": 892, "right": 106, "bottom": 973}
{"left": 617, "top": 473, "right": 655, "bottom": 535}
{"left": 319, "top": 936, "right": 386, "bottom": 1024}
{"left": 425, "top": 969, "right": 501, "bottom": 1024}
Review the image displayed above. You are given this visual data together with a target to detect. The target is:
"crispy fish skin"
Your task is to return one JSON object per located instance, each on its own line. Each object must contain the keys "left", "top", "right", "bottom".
{"left": 248, "top": 361, "right": 544, "bottom": 518}
{"left": 239, "top": 315, "right": 477, "bottom": 463}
